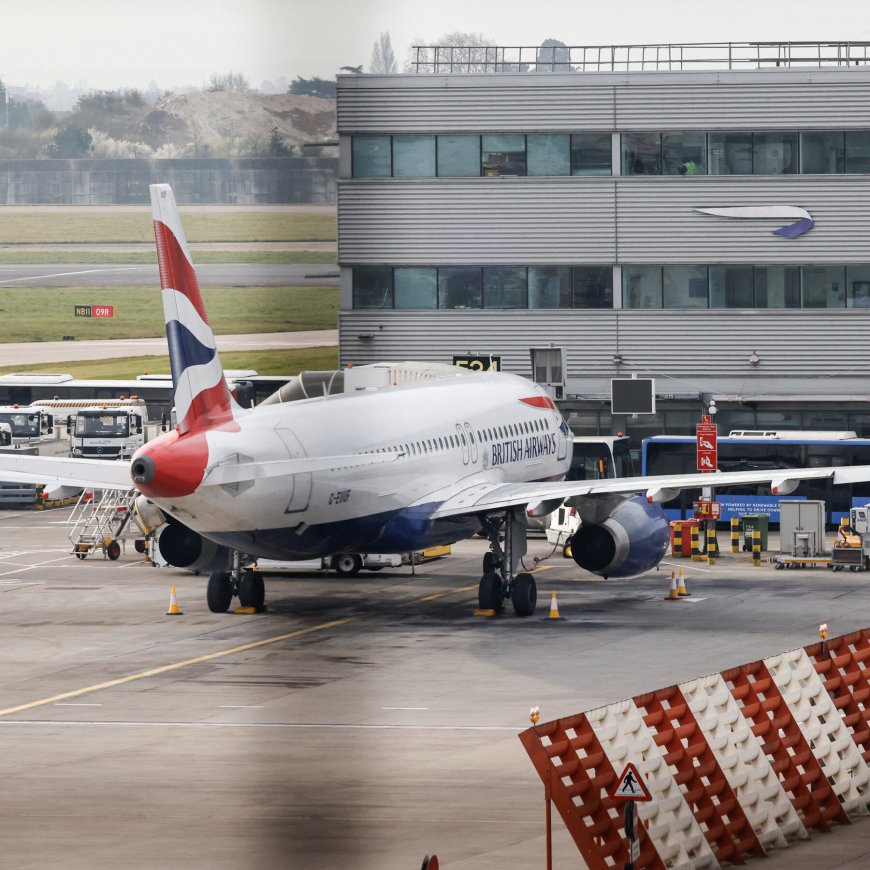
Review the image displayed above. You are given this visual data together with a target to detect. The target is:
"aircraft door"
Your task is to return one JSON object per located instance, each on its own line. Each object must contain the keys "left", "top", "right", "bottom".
{"left": 463, "top": 422, "right": 478, "bottom": 464}
{"left": 276, "top": 428, "right": 312, "bottom": 513}
{"left": 455, "top": 423, "right": 469, "bottom": 465}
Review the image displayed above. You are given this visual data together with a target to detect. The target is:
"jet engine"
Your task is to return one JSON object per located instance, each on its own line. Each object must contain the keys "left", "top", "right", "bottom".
{"left": 157, "top": 520, "right": 231, "bottom": 574}
{"left": 568, "top": 495, "right": 670, "bottom": 578}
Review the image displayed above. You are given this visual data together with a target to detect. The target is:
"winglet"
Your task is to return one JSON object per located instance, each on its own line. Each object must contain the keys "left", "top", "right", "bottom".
{"left": 150, "top": 183, "right": 238, "bottom": 434}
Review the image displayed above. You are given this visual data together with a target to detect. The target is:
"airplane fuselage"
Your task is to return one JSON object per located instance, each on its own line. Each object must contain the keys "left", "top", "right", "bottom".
{"left": 135, "top": 371, "right": 573, "bottom": 560}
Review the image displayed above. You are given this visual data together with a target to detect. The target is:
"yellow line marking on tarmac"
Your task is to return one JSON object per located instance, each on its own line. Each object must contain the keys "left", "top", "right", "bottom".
{"left": 0, "top": 616, "right": 358, "bottom": 719}
{"left": 414, "top": 584, "right": 477, "bottom": 603}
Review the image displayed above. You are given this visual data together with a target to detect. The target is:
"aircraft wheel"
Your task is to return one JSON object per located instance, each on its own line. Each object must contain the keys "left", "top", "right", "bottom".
{"left": 332, "top": 554, "right": 363, "bottom": 576}
{"left": 106, "top": 540, "right": 121, "bottom": 561}
{"left": 511, "top": 572, "right": 537, "bottom": 617}
{"left": 482, "top": 551, "right": 499, "bottom": 574}
{"left": 134, "top": 539, "right": 146, "bottom": 554}
{"left": 239, "top": 571, "right": 265, "bottom": 610}
{"left": 207, "top": 571, "right": 233, "bottom": 613}
{"left": 478, "top": 571, "right": 504, "bottom": 613}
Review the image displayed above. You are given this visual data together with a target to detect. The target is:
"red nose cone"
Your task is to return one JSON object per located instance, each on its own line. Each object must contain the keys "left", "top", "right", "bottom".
{"left": 131, "top": 429, "right": 208, "bottom": 498}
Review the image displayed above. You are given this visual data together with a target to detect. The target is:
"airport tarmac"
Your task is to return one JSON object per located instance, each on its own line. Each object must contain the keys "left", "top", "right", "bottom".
{"left": 3, "top": 512, "right": 870, "bottom": 869}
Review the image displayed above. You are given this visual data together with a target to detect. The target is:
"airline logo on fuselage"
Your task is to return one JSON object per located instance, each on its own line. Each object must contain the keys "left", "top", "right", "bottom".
{"left": 491, "top": 432, "right": 557, "bottom": 466}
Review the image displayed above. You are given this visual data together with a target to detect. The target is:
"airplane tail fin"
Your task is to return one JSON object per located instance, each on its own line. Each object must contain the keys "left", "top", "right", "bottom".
{"left": 150, "top": 183, "right": 239, "bottom": 434}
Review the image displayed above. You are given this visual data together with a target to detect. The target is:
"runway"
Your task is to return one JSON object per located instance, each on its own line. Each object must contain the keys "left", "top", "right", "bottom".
{"left": 2, "top": 515, "right": 870, "bottom": 869}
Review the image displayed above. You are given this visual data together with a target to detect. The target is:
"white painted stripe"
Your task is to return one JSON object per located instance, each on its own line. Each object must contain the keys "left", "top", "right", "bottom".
{"left": 0, "top": 720, "right": 521, "bottom": 731}
{"left": 161, "top": 288, "right": 216, "bottom": 349}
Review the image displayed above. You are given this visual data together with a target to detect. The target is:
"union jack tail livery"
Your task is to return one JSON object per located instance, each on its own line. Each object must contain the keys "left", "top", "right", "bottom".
{"left": 150, "top": 183, "right": 239, "bottom": 433}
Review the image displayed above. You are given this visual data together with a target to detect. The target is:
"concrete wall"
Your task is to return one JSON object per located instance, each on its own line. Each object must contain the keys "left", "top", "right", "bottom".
{"left": 0, "top": 157, "right": 337, "bottom": 204}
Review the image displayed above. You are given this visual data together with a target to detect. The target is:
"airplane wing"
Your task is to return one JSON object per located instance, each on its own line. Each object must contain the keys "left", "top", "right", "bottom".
{"left": 0, "top": 454, "right": 133, "bottom": 490}
{"left": 429, "top": 465, "right": 869, "bottom": 519}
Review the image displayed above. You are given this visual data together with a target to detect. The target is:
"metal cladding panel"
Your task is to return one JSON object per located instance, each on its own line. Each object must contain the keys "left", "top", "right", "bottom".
{"left": 338, "top": 178, "right": 616, "bottom": 263}
{"left": 616, "top": 176, "right": 870, "bottom": 263}
{"left": 615, "top": 79, "right": 870, "bottom": 129}
{"left": 337, "top": 82, "right": 614, "bottom": 132}
{"left": 339, "top": 309, "right": 870, "bottom": 380}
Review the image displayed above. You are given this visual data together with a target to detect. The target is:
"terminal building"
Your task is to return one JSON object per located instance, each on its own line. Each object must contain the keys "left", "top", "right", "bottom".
{"left": 335, "top": 42, "right": 870, "bottom": 443}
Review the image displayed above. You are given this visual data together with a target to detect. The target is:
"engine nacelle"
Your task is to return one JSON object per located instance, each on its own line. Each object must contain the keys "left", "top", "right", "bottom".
{"left": 569, "top": 495, "right": 670, "bottom": 578}
{"left": 157, "top": 521, "right": 230, "bottom": 574}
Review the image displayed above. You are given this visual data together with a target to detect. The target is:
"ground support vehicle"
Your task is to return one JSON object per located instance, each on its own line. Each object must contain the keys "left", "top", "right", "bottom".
{"left": 67, "top": 488, "right": 147, "bottom": 561}
{"left": 828, "top": 505, "right": 870, "bottom": 572}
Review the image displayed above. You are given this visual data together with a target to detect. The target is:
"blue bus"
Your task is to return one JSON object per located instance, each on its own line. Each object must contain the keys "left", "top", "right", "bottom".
{"left": 641, "top": 430, "right": 870, "bottom": 525}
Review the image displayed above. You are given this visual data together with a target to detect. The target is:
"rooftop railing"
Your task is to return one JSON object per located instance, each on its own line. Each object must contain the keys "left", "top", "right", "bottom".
{"left": 410, "top": 42, "right": 870, "bottom": 74}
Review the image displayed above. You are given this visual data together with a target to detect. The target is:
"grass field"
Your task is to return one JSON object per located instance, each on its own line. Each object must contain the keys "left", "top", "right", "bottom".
{"left": 0, "top": 210, "right": 337, "bottom": 244}
{"left": 0, "top": 347, "right": 339, "bottom": 379}
{"left": 0, "top": 285, "right": 339, "bottom": 341}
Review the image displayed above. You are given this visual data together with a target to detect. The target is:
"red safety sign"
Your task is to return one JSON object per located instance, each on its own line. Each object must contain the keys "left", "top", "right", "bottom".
{"left": 609, "top": 762, "right": 652, "bottom": 801}
{"left": 696, "top": 415, "right": 718, "bottom": 472}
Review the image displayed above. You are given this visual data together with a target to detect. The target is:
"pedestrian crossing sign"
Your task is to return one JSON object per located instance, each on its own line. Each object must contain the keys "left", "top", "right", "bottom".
{"left": 610, "top": 762, "right": 652, "bottom": 801}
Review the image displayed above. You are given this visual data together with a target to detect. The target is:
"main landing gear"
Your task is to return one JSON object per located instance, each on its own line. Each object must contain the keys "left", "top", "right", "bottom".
{"left": 478, "top": 510, "right": 537, "bottom": 617}
{"left": 206, "top": 550, "right": 265, "bottom": 613}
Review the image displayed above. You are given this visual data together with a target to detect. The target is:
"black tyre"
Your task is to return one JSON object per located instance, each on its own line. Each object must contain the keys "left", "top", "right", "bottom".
{"left": 207, "top": 571, "right": 233, "bottom": 613}
{"left": 74, "top": 546, "right": 88, "bottom": 560}
{"left": 106, "top": 540, "right": 121, "bottom": 561}
{"left": 332, "top": 554, "right": 363, "bottom": 576}
{"left": 239, "top": 571, "right": 266, "bottom": 610}
{"left": 134, "top": 539, "right": 146, "bottom": 554}
{"left": 478, "top": 571, "right": 504, "bottom": 613}
{"left": 511, "top": 572, "right": 537, "bottom": 617}
{"left": 482, "top": 551, "right": 499, "bottom": 574}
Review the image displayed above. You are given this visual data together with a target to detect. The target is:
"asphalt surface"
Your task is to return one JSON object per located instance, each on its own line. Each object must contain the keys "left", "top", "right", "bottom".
{"left": 0, "top": 262, "right": 338, "bottom": 287}
{"left": 3, "top": 517, "right": 870, "bottom": 869}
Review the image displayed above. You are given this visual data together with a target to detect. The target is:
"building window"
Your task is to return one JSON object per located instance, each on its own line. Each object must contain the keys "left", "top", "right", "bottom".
{"left": 622, "top": 133, "right": 662, "bottom": 175}
{"left": 394, "top": 267, "right": 437, "bottom": 308}
{"left": 753, "top": 132, "right": 798, "bottom": 174}
{"left": 802, "top": 266, "right": 845, "bottom": 308}
{"left": 709, "top": 266, "right": 753, "bottom": 308}
{"left": 663, "top": 265, "right": 708, "bottom": 308}
{"left": 754, "top": 266, "right": 800, "bottom": 308}
{"left": 662, "top": 132, "right": 706, "bottom": 175}
{"left": 393, "top": 135, "right": 435, "bottom": 177}
{"left": 436, "top": 135, "right": 480, "bottom": 176}
{"left": 846, "top": 131, "right": 870, "bottom": 173}
{"left": 623, "top": 266, "right": 662, "bottom": 308}
{"left": 527, "top": 134, "right": 570, "bottom": 176}
{"left": 438, "top": 267, "right": 482, "bottom": 308}
{"left": 573, "top": 267, "right": 613, "bottom": 307}
{"left": 528, "top": 266, "right": 572, "bottom": 308}
{"left": 801, "top": 131, "right": 844, "bottom": 174}
{"left": 708, "top": 132, "right": 752, "bottom": 174}
{"left": 483, "top": 267, "right": 527, "bottom": 307}
{"left": 352, "top": 136, "right": 391, "bottom": 177}
{"left": 353, "top": 267, "right": 393, "bottom": 308}
{"left": 571, "top": 133, "right": 612, "bottom": 175}
{"left": 481, "top": 134, "right": 526, "bottom": 176}
{"left": 847, "top": 266, "right": 870, "bottom": 308}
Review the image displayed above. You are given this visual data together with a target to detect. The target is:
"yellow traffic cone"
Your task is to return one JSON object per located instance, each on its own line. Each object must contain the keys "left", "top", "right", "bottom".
{"left": 665, "top": 573, "right": 679, "bottom": 600}
{"left": 166, "top": 585, "right": 183, "bottom": 616}
{"left": 677, "top": 568, "right": 690, "bottom": 597}
{"left": 548, "top": 590, "right": 560, "bottom": 619}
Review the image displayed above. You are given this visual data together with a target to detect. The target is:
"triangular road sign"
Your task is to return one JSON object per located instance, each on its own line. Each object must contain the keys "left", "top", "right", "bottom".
{"left": 610, "top": 762, "right": 652, "bottom": 801}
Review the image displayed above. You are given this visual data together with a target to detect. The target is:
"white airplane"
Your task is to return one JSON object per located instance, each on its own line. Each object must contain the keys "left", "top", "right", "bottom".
{"left": 3, "top": 182, "right": 870, "bottom": 616}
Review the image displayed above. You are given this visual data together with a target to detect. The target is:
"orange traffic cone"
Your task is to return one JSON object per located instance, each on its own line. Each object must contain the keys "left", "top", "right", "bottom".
{"left": 166, "top": 585, "right": 183, "bottom": 616}
{"left": 677, "top": 568, "right": 690, "bottom": 597}
{"left": 665, "top": 572, "right": 679, "bottom": 601}
{"left": 549, "top": 590, "right": 560, "bottom": 619}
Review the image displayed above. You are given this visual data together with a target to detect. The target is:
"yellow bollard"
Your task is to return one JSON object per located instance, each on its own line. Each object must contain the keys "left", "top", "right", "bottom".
{"left": 707, "top": 524, "right": 716, "bottom": 566}
{"left": 731, "top": 517, "right": 739, "bottom": 554}
{"left": 753, "top": 528, "right": 761, "bottom": 567}
{"left": 691, "top": 523, "right": 700, "bottom": 562}
{"left": 673, "top": 522, "right": 683, "bottom": 558}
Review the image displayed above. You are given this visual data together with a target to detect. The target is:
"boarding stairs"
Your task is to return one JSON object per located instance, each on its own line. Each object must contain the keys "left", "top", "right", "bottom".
{"left": 67, "top": 488, "right": 145, "bottom": 560}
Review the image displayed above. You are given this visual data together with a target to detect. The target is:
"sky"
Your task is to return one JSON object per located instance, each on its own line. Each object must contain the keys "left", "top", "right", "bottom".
{"left": 292, "top": 0, "right": 870, "bottom": 80}
{"left": 2, "top": 0, "right": 296, "bottom": 91}
{"left": 3, "top": 0, "right": 869, "bottom": 94}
